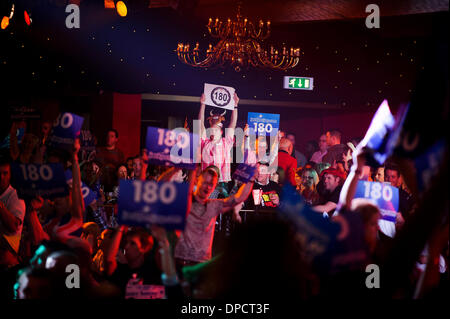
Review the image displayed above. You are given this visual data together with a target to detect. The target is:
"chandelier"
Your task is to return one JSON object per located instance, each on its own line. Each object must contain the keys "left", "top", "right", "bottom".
{"left": 176, "top": 2, "right": 300, "bottom": 72}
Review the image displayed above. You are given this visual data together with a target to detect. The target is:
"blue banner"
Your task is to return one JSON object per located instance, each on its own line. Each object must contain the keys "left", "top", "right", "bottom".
{"left": 117, "top": 179, "right": 189, "bottom": 230}
{"left": 64, "top": 170, "right": 97, "bottom": 207}
{"left": 354, "top": 180, "right": 399, "bottom": 222}
{"left": 247, "top": 112, "right": 280, "bottom": 136}
{"left": 232, "top": 163, "right": 256, "bottom": 183}
{"left": 358, "top": 100, "right": 394, "bottom": 165}
{"left": 358, "top": 100, "right": 409, "bottom": 165}
{"left": 279, "top": 184, "right": 368, "bottom": 274}
{"left": 47, "top": 112, "right": 84, "bottom": 151}
{"left": 278, "top": 184, "right": 340, "bottom": 262}
{"left": 145, "top": 127, "right": 199, "bottom": 170}
{"left": 11, "top": 163, "right": 69, "bottom": 200}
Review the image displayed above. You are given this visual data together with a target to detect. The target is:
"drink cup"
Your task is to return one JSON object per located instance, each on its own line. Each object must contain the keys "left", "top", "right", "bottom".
{"left": 252, "top": 189, "right": 262, "bottom": 205}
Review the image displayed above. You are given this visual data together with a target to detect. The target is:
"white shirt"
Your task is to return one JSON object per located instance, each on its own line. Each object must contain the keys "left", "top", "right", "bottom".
{"left": 0, "top": 185, "right": 26, "bottom": 253}
{"left": 0, "top": 185, "right": 26, "bottom": 236}
{"left": 310, "top": 149, "right": 328, "bottom": 163}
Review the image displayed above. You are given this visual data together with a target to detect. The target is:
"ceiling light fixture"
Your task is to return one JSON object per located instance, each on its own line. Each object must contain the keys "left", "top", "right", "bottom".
{"left": 176, "top": 1, "right": 300, "bottom": 72}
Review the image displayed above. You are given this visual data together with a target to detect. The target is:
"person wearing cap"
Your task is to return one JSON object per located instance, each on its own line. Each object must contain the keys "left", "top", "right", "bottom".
{"left": 198, "top": 93, "right": 239, "bottom": 198}
{"left": 312, "top": 168, "right": 346, "bottom": 216}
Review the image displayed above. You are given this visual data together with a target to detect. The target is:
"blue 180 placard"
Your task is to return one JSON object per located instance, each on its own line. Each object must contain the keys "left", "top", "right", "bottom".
{"left": 11, "top": 163, "right": 69, "bottom": 200}
{"left": 47, "top": 112, "right": 84, "bottom": 151}
{"left": 64, "top": 170, "right": 97, "bottom": 207}
{"left": 145, "top": 127, "right": 199, "bottom": 170}
{"left": 232, "top": 163, "right": 256, "bottom": 183}
{"left": 354, "top": 180, "right": 399, "bottom": 222}
{"left": 248, "top": 112, "right": 280, "bottom": 136}
{"left": 278, "top": 184, "right": 340, "bottom": 265}
{"left": 117, "top": 179, "right": 189, "bottom": 230}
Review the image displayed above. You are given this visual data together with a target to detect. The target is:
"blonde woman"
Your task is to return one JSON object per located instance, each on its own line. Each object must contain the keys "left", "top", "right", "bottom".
{"left": 298, "top": 167, "right": 320, "bottom": 205}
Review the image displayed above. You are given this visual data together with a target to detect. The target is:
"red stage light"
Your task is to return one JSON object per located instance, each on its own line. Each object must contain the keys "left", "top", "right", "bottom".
{"left": 24, "top": 11, "right": 31, "bottom": 26}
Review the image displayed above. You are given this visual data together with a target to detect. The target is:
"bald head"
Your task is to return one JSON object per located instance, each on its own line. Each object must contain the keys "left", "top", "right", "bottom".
{"left": 45, "top": 251, "right": 79, "bottom": 275}
{"left": 279, "top": 138, "right": 293, "bottom": 155}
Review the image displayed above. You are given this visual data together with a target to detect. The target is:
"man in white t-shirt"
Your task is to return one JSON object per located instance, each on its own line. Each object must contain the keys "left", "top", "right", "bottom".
{"left": 198, "top": 93, "right": 239, "bottom": 198}
{"left": 0, "top": 159, "right": 26, "bottom": 268}
{"left": 310, "top": 133, "right": 329, "bottom": 164}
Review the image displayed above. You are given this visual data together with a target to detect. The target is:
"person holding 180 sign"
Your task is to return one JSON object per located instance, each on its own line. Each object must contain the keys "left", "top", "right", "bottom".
{"left": 198, "top": 92, "right": 239, "bottom": 198}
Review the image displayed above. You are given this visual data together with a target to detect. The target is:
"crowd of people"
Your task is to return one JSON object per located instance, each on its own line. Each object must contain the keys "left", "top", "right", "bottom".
{"left": 0, "top": 95, "right": 448, "bottom": 300}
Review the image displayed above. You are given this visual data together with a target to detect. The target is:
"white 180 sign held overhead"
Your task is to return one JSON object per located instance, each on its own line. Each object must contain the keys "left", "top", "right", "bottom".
{"left": 203, "top": 83, "right": 236, "bottom": 110}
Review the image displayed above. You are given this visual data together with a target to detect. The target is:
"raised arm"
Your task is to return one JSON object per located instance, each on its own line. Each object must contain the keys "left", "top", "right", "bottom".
{"left": 186, "top": 165, "right": 200, "bottom": 217}
{"left": 26, "top": 197, "right": 50, "bottom": 245}
{"left": 222, "top": 179, "right": 254, "bottom": 211}
{"left": 226, "top": 93, "right": 239, "bottom": 138}
{"left": 150, "top": 226, "right": 177, "bottom": 281}
{"left": 158, "top": 167, "right": 181, "bottom": 183}
{"left": 9, "top": 121, "right": 23, "bottom": 161}
{"left": 338, "top": 147, "right": 367, "bottom": 210}
{"left": 311, "top": 201, "right": 337, "bottom": 215}
{"left": 52, "top": 139, "right": 84, "bottom": 241}
{"left": 198, "top": 94, "right": 207, "bottom": 140}
{"left": 140, "top": 149, "right": 148, "bottom": 181}
{"left": 104, "top": 225, "right": 126, "bottom": 276}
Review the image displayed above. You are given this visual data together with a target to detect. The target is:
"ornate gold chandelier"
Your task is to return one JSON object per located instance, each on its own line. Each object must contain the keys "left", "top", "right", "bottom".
{"left": 176, "top": 2, "right": 300, "bottom": 72}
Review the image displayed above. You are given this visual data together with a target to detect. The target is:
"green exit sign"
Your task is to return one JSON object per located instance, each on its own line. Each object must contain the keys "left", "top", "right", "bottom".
{"left": 283, "top": 76, "right": 314, "bottom": 90}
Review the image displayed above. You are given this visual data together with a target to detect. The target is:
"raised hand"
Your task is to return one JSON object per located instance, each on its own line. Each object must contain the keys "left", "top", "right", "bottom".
{"left": 150, "top": 225, "right": 169, "bottom": 248}
{"left": 141, "top": 148, "right": 149, "bottom": 165}
{"left": 31, "top": 196, "right": 44, "bottom": 211}
{"left": 269, "top": 193, "right": 280, "bottom": 206}
{"left": 72, "top": 138, "right": 81, "bottom": 160}
{"left": 243, "top": 123, "right": 249, "bottom": 136}
{"left": 200, "top": 93, "right": 206, "bottom": 105}
{"left": 233, "top": 93, "right": 239, "bottom": 107}
{"left": 232, "top": 202, "right": 244, "bottom": 223}
{"left": 352, "top": 146, "right": 369, "bottom": 174}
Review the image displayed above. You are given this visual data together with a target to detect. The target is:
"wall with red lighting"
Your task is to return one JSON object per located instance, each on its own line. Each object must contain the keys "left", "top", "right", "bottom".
{"left": 112, "top": 93, "right": 142, "bottom": 159}
{"left": 282, "top": 110, "right": 374, "bottom": 155}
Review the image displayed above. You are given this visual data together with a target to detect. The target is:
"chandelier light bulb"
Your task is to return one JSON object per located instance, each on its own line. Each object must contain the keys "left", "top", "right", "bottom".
{"left": 176, "top": 3, "right": 299, "bottom": 71}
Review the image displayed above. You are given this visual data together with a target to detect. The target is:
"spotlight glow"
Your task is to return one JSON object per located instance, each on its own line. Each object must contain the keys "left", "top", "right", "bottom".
{"left": 1, "top": 17, "right": 9, "bottom": 29}
{"left": 116, "top": 1, "right": 127, "bottom": 17}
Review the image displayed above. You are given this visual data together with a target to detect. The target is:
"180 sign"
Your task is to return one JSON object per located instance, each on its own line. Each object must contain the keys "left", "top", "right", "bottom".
{"left": 210, "top": 87, "right": 231, "bottom": 107}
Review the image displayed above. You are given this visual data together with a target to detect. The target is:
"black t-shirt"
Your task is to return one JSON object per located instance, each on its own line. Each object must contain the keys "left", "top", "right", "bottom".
{"left": 322, "top": 144, "right": 347, "bottom": 165}
{"left": 244, "top": 181, "right": 281, "bottom": 211}
{"left": 318, "top": 185, "right": 342, "bottom": 216}
{"left": 319, "top": 185, "right": 342, "bottom": 205}
{"left": 108, "top": 254, "right": 162, "bottom": 297}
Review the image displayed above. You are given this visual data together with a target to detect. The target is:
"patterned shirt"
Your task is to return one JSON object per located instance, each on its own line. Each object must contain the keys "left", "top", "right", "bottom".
{"left": 174, "top": 199, "right": 224, "bottom": 262}
{"left": 201, "top": 136, "right": 234, "bottom": 182}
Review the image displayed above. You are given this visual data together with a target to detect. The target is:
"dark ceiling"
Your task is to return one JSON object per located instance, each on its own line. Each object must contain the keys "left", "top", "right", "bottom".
{"left": 0, "top": 0, "right": 448, "bottom": 112}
